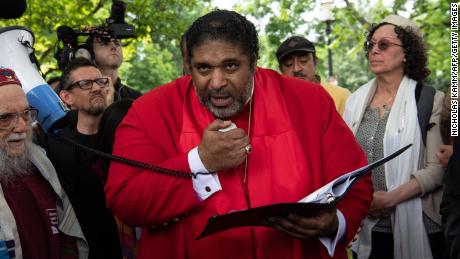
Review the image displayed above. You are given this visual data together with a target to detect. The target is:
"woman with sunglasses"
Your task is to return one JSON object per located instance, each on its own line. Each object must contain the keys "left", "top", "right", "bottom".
{"left": 344, "top": 15, "right": 445, "bottom": 259}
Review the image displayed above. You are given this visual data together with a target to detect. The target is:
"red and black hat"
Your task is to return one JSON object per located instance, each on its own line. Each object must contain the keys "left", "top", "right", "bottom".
{"left": 0, "top": 68, "right": 22, "bottom": 87}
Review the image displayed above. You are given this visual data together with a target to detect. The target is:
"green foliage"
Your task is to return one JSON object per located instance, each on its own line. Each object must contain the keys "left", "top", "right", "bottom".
{"left": 412, "top": 0, "right": 451, "bottom": 91}
{"left": 0, "top": 0, "right": 209, "bottom": 93}
{"left": 0, "top": 0, "right": 109, "bottom": 77}
{"left": 0, "top": 0, "right": 450, "bottom": 93}
{"left": 120, "top": 41, "right": 182, "bottom": 92}
{"left": 237, "top": 0, "right": 315, "bottom": 52}
{"left": 237, "top": 0, "right": 450, "bottom": 91}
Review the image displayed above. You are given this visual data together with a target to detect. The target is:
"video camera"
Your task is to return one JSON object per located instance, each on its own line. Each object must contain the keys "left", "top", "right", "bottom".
{"left": 54, "top": 0, "right": 135, "bottom": 71}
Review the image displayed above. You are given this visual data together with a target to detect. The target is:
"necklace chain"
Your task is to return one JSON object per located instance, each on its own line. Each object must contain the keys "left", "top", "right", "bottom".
{"left": 381, "top": 94, "right": 396, "bottom": 108}
{"left": 243, "top": 96, "right": 253, "bottom": 184}
{"left": 373, "top": 90, "right": 397, "bottom": 109}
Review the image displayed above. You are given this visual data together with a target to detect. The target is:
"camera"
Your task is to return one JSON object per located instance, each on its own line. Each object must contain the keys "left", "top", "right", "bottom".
{"left": 54, "top": 0, "right": 136, "bottom": 71}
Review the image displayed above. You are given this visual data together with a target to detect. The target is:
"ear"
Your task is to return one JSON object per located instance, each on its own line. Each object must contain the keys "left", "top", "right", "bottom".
{"left": 59, "top": 90, "right": 74, "bottom": 108}
{"left": 253, "top": 54, "right": 258, "bottom": 67}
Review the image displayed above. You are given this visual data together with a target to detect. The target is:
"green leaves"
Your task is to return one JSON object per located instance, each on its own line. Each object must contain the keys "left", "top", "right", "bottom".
{"left": 238, "top": 0, "right": 449, "bottom": 91}
{"left": 0, "top": 0, "right": 449, "bottom": 93}
{"left": 0, "top": 0, "right": 209, "bottom": 93}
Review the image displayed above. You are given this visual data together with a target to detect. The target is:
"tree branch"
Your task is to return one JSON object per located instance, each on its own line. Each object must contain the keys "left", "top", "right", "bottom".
{"left": 44, "top": 67, "right": 60, "bottom": 78}
{"left": 343, "top": 0, "right": 369, "bottom": 26}
{"left": 39, "top": 45, "right": 55, "bottom": 64}
{"left": 90, "top": 0, "right": 105, "bottom": 16}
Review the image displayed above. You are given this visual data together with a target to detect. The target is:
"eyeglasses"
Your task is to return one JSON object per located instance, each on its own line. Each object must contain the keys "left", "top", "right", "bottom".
{"left": 67, "top": 77, "right": 110, "bottom": 90}
{"left": 0, "top": 108, "right": 38, "bottom": 130}
{"left": 365, "top": 39, "right": 403, "bottom": 52}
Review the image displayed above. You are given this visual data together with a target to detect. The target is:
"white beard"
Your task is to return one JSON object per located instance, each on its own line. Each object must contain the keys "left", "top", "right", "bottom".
{"left": 0, "top": 132, "right": 33, "bottom": 183}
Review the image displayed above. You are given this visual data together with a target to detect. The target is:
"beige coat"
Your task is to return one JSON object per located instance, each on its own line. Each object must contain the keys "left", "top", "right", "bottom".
{"left": 414, "top": 90, "right": 445, "bottom": 225}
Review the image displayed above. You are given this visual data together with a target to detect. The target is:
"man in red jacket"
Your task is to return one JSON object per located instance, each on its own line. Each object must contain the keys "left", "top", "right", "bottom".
{"left": 106, "top": 10, "right": 372, "bottom": 259}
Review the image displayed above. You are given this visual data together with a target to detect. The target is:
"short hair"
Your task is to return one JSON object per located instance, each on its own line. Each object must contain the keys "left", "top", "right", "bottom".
{"left": 185, "top": 10, "right": 259, "bottom": 67}
{"left": 60, "top": 58, "right": 99, "bottom": 91}
{"left": 365, "top": 23, "right": 430, "bottom": 82}
{"left": 85, "top": 35, "right": 96, "bottom": 52}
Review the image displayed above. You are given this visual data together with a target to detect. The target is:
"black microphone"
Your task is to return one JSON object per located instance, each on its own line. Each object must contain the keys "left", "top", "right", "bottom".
{"left": 0, "top": 0, "right": 26, "bottom": 19}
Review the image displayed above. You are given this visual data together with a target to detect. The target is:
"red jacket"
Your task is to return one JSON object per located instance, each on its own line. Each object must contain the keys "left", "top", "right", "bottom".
{"left": 105, "top": 68, "right": 372, "bottom": 259}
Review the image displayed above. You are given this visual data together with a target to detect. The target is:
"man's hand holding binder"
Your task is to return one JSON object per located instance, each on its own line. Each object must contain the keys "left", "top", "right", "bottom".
{"left": 197, "top": 144, "right": 412, "bottom": 240}
{"left": 265, "top": 206, "right": 338, "bottom": 239}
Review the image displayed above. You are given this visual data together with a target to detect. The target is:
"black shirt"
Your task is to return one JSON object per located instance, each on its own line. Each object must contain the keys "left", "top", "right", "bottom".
{"left": 44, "top": 116, "right": 122, "bottom": 259}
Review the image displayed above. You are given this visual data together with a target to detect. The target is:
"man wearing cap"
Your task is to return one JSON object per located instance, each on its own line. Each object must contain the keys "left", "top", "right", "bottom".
{"left": 0, "top": 67, "right": 88, "bottom": 258}
{"left": 276, "top": 36, "right": 351, "bottom": 115}
{"left": 105, "top": 10, "right": 372, "bottom": 259}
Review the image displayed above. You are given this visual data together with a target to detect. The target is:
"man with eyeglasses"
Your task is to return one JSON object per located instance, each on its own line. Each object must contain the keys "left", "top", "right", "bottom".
{"left": 44, "top": 58, "right": 122, "bottom": 258}
{"left": 86, "top": 35, "right": 142, "bottom": 101}
{"left": 276, "top": 36, "right": 351, "bottom": 116}
{"left": 0, "top": 67, "right": 88, "bottom": 258}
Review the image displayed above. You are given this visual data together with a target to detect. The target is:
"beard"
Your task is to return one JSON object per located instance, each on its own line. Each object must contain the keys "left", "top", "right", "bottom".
{"left": 0, "top": 130, "right": 34, "bottom": 183}
{"left": 85, "top": 105, "right": 105, "bottom": 116}
{"left": 196, "top": 75, "right": 254, "bottom": 119}
{"left": 84, "top": 94, "right": 107, "bottom": 116}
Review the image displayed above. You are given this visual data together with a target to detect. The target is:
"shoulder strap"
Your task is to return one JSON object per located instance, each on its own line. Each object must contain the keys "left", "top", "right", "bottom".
{"left": 415, "top": 82, "right": 436, "bottom": 146}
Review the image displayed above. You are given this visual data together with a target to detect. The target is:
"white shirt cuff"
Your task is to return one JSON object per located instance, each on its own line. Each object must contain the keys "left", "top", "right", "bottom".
{"left": 188, "top": 147, "right": 222, "bottom": 201}
{"left": 319, "top": 209, "right": 346, "bottom": 257}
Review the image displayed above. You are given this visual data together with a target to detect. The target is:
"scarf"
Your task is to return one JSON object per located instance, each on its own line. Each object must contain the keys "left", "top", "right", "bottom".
{"left": 344, "top": 76, "right": 432, "bottom": 259}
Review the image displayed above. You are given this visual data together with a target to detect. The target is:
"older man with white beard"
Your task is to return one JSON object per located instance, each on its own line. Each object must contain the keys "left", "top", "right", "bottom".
{"left": 44, "top": 58, "right": 122, "bottom": 258}
{"left": 0, "top": 67, "right": 87, "bottom": 258}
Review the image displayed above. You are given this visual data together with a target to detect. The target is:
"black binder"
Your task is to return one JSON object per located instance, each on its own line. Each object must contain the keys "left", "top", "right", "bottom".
{"left": 197, "top": 144, "right": 412, "bottom": 239}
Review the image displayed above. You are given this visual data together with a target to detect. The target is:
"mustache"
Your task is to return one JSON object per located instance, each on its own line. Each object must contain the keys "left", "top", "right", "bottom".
{"left": 293, "top": 71, "right": 307, "bottom": 78}
{"left": 7, "top": 133, "right": 27, "bottom": 142}
{"left": 207, "top": 88, "right": 234, "bottom": 98}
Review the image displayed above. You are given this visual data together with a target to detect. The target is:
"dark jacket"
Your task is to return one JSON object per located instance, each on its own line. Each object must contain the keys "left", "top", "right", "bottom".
{"left": 114, "top": 78, "right": 142, "bottom": 102}
{"left": 441, "top": 137, "right": 460, "bottom": 259}
{"left": 44, "top": 111, "right": 122, "bottom": 259}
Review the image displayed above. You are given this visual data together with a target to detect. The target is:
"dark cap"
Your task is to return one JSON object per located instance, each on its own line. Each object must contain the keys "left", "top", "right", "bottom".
{"left": 276, "top": 36, "right": 315, "bottom": 61}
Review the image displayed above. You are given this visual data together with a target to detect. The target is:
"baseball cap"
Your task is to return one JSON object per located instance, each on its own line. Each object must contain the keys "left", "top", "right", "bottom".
{"left": 276, "top": 36, "right": 316, "bottom": 62}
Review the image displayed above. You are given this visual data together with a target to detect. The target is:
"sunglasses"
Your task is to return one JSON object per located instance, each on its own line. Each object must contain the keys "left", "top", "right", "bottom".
{"left": 365, "top": 39, "right": 403, "bottom": 52}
